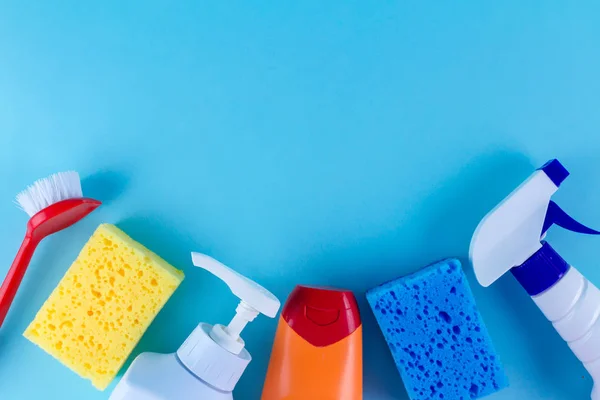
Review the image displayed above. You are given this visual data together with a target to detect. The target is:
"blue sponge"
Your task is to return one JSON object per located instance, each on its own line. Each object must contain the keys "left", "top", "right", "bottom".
{"left": 366, "top": 259, "right": 508, "bottom": 400}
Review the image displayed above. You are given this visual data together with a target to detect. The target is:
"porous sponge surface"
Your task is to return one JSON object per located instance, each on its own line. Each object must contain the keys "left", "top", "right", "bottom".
{"left": 366, "top": 259, "right": 507, "bottom": 400}
{"left": 24, "top": 224, "right": 184, "bottom": 390}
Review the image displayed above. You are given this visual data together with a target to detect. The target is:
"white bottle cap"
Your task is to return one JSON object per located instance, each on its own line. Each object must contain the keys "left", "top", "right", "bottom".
{"left": 177, "top": 253, "right": 281, "bottom": 392}
{"left": 177, "top": 323, "right": 251, "bottom": 392}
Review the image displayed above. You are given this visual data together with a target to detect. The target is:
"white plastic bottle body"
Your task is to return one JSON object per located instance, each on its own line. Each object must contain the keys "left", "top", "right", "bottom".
{"left": 109, "top": 352, "right": 234, "bottom": 400}
{"left": 532, "top": 266, "right": 600, "bottom": 400}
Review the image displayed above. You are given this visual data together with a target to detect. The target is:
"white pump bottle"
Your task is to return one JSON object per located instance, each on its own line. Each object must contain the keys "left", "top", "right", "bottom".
{"left": 110, "top": 253, "right": 281, "bottom": 400}
{"left": 471, "top": 159, "right": 600, "bottom": 400}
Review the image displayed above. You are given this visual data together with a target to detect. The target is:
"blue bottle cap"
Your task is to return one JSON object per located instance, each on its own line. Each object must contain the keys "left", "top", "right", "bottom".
{"left": 511, "top": 242, "right": 570, "bottom": 296}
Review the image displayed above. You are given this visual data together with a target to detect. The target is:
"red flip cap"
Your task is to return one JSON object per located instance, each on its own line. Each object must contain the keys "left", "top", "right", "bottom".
{"left": 282, "top": 285, "right": 361, "bottom": 347}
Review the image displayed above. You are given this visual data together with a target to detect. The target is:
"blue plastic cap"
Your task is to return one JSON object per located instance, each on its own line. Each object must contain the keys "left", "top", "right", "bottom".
{"left": 539, "top": 159, "right": 570, "bottom": 187}
{"left": 511, "top": 242, "right": 570, "bottom": 296}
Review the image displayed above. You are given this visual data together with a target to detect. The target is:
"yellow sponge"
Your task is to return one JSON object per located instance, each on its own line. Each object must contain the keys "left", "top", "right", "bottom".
{"left": 24, "top": 223, "right": 184, "bottom": 390}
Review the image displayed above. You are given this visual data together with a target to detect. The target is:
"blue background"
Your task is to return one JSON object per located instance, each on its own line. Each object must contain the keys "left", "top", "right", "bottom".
{"left": 1, "top": 2, "right": 599, "bottom": 399}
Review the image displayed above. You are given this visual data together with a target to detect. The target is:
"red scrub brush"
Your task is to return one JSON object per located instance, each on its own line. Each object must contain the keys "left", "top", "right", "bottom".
{"left": 0, "top": 172, "right": 101, "bottom": 328}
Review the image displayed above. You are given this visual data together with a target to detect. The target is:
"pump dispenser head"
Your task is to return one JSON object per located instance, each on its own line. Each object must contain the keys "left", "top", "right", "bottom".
{"left": 191, "top": 252, "right": 280, "bottom": 354}
{"left": 175, "top": 253, "right": 280, "bottom": 393}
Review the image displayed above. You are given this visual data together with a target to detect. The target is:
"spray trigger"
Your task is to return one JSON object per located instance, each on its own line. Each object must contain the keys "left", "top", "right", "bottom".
{"left": 542, "top": 201, "right": 600, "bottom": 237}
{"left": 470, "top": 159, "right": 600, "bottom": 287}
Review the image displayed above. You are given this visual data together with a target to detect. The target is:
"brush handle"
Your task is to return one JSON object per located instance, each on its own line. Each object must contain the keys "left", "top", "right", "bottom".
{"left": 0, "top": 235, "right": 39, "bottom": 328}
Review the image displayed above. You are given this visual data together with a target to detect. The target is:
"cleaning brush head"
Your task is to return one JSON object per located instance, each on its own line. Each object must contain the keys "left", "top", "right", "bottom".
{"left": 0, "top": 172, "right": 100, "bottom": 329}
{"left": 16, "top": 171, "right": 83, "bottom": 217}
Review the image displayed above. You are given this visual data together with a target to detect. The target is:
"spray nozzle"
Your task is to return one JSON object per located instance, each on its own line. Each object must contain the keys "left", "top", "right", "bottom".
{"left": 191, "top": 252, "right": 281, "bottom": 354}
{"left": 470, "top": 159, "right": 600, "bottom": 287}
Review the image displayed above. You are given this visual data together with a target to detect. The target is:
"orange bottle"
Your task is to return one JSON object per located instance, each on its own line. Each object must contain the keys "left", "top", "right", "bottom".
{"left": 261, "top": 285, "right": 362, "bottom": 400}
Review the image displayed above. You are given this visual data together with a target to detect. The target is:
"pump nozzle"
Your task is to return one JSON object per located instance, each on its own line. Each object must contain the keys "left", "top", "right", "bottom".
{"left": 191, "top": 252, "right": 281, "bottom": 354}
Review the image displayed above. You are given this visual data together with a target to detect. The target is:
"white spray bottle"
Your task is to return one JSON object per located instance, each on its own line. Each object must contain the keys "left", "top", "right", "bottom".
{"left": 110, "top": 253, "right": 281, "bottom": 400}
{"left": 470, "top": 159, "right": 600, "bottom": 399}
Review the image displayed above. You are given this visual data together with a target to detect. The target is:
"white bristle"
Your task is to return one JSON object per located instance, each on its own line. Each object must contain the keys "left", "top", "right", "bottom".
{"left": 15, "top": 171, "right": 83, "bottom": 217}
